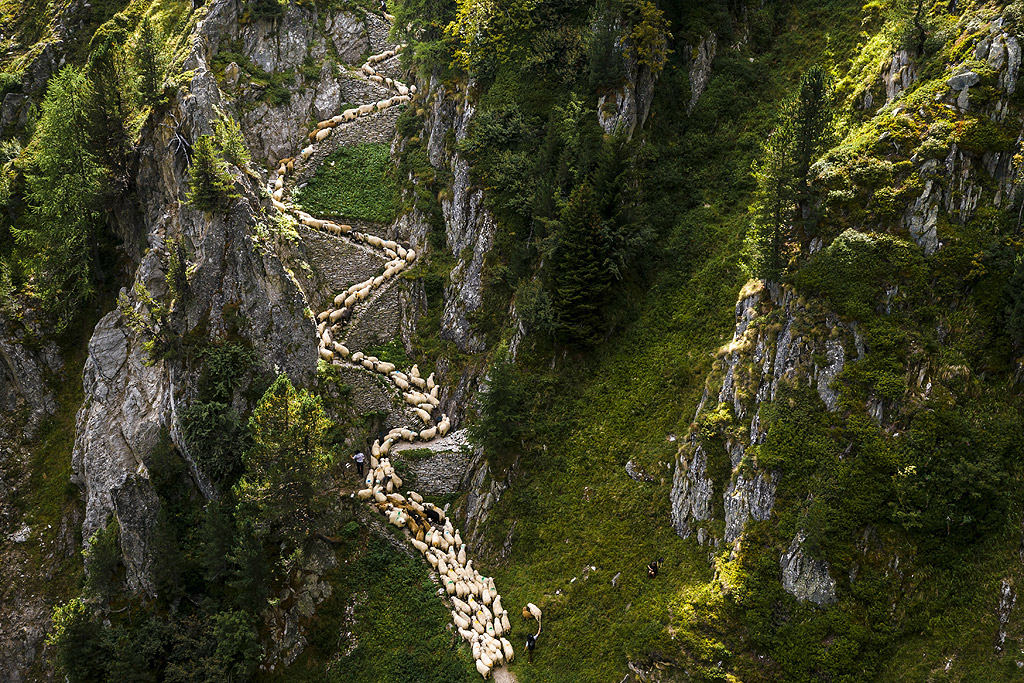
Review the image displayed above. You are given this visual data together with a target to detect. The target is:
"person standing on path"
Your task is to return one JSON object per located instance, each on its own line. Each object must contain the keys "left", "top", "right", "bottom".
{"left": 352, "top": 450, "right": 365, "bottom": 476}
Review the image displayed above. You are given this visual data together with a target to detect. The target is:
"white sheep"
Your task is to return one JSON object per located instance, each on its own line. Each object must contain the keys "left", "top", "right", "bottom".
{"left": 329, "top": 308, "right": 347, "bottom": 323}
{"left": 333, "top": 343, "right": 349, "bottom": 358}
{"left": 318, "top": 347, "right": 333, "bottom": 361}
{"left": 358, "top": 103, "right": 374, "bottom": 115}
{"left": 271, "top": 199, "right": 287, "bottom": 212}
{"left": 351, "top": 351, "right": 364, "bottom": 362}
{"left": 500, "top": 638, "right": 513, "bottom": 662}
{"left": 414, "top": 407, "right": 432, "bottom": 424}
{"left": 419, "top": 426, "right": 437, "bottom": 440}
{"left": 315, "top": 128, "right": 331, "bottom": 142}
{"left": 301, "top": 145, "right": 314, "bottom": 160}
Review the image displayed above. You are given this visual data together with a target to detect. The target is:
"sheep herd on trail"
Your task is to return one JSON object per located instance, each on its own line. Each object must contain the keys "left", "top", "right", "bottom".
{"left": 264, "top": 27, "right": 531, "bottom": 679}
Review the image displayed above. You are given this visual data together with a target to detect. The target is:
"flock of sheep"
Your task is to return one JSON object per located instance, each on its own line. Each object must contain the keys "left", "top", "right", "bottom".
{"left": 356, "top": 458, "right": 517, "bottom": 678}
{"left": 264, "top": 38, "right": 530, "bottom": 678}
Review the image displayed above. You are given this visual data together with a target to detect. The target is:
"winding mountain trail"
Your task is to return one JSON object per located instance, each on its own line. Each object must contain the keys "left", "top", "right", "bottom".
{"left": 265, "top": 17, "right": 519, "bottom": 681}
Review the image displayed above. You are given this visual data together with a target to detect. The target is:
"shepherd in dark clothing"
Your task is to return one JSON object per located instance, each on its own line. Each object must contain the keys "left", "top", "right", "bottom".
{"left": 526, "top": 633, "right": 537, "bottom": 663}
{"left": 352, "top": 451, "right": 365, "bottom": 476}
{"left": 647, "top": 557, "right": 663, "bottom": 578}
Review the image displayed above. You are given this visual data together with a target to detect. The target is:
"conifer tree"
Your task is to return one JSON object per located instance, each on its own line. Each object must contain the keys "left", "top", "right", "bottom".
{"left": 187, "top": 135, "right": 238, "bottom": 211}
{"left": 87, "top": 15, "right": 132, "bottom": 169}
{"left": 134, "top": 17, "right": 163, "bottom": 105}
{"left": 791, "top": 65, "right": 833, "bottom": 241}
{"left": 746, "top": 110, "right": 795, "bottom": 282}
{"left": 233, "top": 375, "right": 332, "bottom": 548}
{"left": 16, "top": 66, "right": 105, "bottom": 331}
{"left": 549, "top": 182, "right": 610, "bottom": 346}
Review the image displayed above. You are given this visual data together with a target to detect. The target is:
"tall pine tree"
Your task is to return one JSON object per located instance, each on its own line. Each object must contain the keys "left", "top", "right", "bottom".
{"left": 134, "top": 17, "right": 163, "bottom": 105}
{"left": 187, "top": 135, "right": 238, "bottom": 211}
{"left": 15, "top": 66, "right": 105, "bottom": 331}
{"left": 791, "top": 65, "right": 833, "bottom": 242}
{"left": 233, "top": 375, "right": 332, "bottom": 548}
{"left": 746, "top": 109, "right": 795, "bottom": 282}
{"left": 549, "top": 182, "right": 610, "bottom": 346}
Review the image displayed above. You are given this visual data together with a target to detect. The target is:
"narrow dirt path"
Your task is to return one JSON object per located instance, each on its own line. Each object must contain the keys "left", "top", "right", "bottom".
{"left": 266, "top": 17, "right": 520, "bottom": 680}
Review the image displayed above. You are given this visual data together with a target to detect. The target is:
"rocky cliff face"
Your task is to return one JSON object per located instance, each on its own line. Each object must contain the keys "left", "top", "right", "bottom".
{"left": 71, "top": 0, "right": 317, "bottom": 593}
{"left": 670, "top": 283, "right": 855, "bottom": 601}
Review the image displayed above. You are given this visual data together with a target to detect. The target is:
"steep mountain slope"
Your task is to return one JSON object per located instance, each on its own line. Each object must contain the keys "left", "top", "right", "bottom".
{"left": 2, "top": 0, "right": 1024, "bottom": 682}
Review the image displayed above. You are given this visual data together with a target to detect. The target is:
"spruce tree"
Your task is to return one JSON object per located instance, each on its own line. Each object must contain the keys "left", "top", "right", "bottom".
{"left": 747, "top": 110, "right": 796, "bottom": 282}
{"left": 233, "top": 375, "right": 332, "bottom": 548}
{"left": 187, "top": 135, "right": 238, "bottom": 211}
{"left": 791, "top": 65, "right": 833, "bottom": 241}
{"left": 549, "top": 182, "right": 610, "bottom": 346}
{"left": 134, "top": 17, "right": 163, "bottom": 105}
{"left": 16, "top": 66, "right": 105, "bottom": 331}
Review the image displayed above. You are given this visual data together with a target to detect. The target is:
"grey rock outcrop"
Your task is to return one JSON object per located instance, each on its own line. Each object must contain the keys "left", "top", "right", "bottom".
{"left": 886, "top": 49, "right": 916, "bottom": 102}
{"left": 392, "top": 429, "right": 474, "bottom": 496}
{"left": 671, "top": 284, "right": 861, "bottom": 547}
{"left": 688, "top": 33, "right": 717, "bottom": 112}
{"left": 597, "top": 29, "right": 659, "bottom": 137}
{"left": 669, "top": 443, "right": 714, "bottom": 538}
{"left": 780, "top": 531, "right": 837, "bottom": 606}
{"left": 723, "top": 470, "right": 777, "bottom": 543}
{"left": 72, "top": 0, "right": 317, "bottom": 594}
{"left": 72, "top": 311, "right": 168, "bottom": 593}
{"left": 218, "top": 3, "right": 380, "bottom": 162}
{"left": 0, "top": 315, "right": 62, "bottom": 436}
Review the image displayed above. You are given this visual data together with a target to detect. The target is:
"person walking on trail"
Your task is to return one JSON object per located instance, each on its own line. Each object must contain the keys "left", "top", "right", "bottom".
{"left": 352, "top": 450, "right": 365, "bottom": 476}
{"left": 526, "top": 633, "right": 537, "bottom": 663}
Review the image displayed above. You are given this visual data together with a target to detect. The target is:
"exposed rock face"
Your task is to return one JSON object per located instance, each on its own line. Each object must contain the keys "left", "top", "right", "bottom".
{"left": 207, "top": 3, "right": 381, "bottom": 162}
{"left": 902, "top": 20, "right": 1022, "bottom": 255}
{"left": 72, "top": 0, "right": 317, "bottom": 594}
{"left": 688, "top": 33, "right": 717, "bottom": 112}
{"left": 996, "top": 578, "right": 1017, "bottom": 651}
{"left": 885, "top": 49, "right": 916, "bottom": 102}
{"left": 392, "top": 429, "right": 474, "bottom": 496}
{"left": 670, "top": 443, "right": 714, "bottom": 539}
{"left": 671, "top": 284, "right": 861, "bottom": 547}
{"left": 0, "top": 315, "right": 62, "bottom": 436}
{"left": 780, "top": 531, "right": 837, "bottom": 606}
{"left": 597, "top": 29, "right": 659, "bottom": 137}
{"left": 723, "top": 470, "right": 777, "bottom": 543}
{"left": 72, "top": 311, "right": 167, "bottom": 592}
